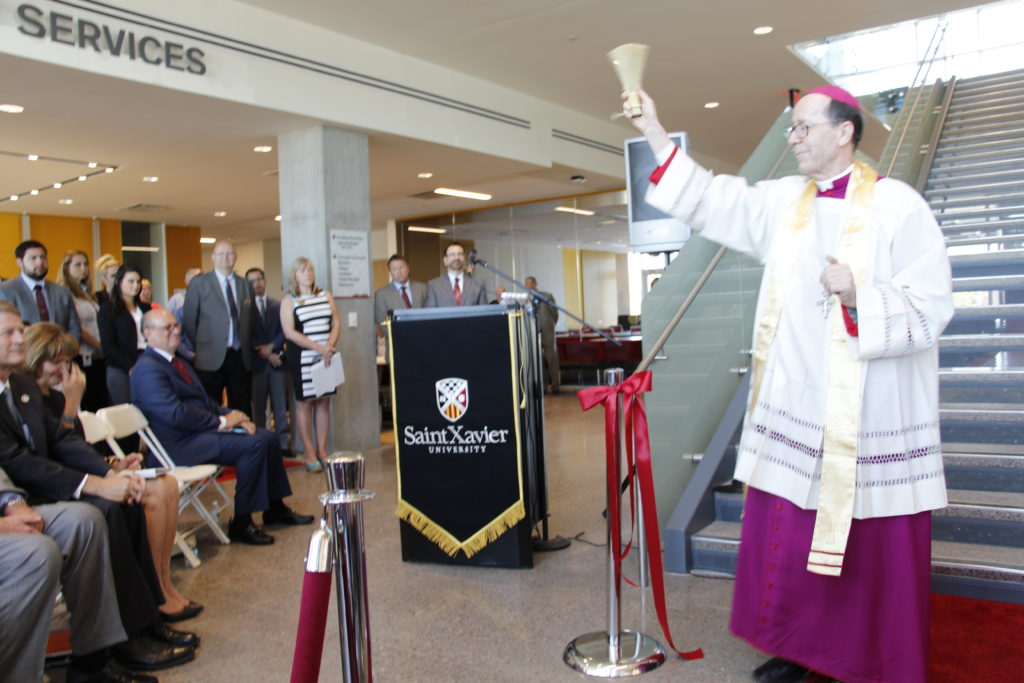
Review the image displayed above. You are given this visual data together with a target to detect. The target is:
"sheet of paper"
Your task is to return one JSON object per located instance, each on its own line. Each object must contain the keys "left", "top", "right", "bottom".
{"left": 310, "top": 352, "right": 345, "bottom": 396}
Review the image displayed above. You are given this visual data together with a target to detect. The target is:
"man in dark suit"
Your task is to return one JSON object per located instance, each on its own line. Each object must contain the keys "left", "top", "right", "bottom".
{"left": 425, "top": 242, "right": 489, "bottom": 307}
{"left": 374, "top": 254, "right": 427, "bottom": 334}
{"left": 246, "top": 267, "right": 290, "bottom": 453}
{"left": 0, "top": 466, "right": 135, "bottom": 682}
{"left": 132, "top": 308, "right": 313, "bottom": 546}
{"left": 525, "top": 276, "right": 560, "bottom": 394}
{"left": 181, "top": 240, "right": 254, "bottom": 413}
{"left": 0, "top": 240, "right": 81, "bottom": 341}
{"left": 0, "top": 303, "right": 196, "bottom": 676}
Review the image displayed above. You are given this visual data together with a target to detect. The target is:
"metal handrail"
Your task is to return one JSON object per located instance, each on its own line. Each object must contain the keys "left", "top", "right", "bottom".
{"left": 884, "top": 22, "right": 949, "bottom": 178}
{"left": 915, "top": 77, "right": 959, "bottom": 193}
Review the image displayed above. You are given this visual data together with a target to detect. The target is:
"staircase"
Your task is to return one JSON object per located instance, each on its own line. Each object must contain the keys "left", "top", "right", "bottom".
{"left": 686, "top": 68, "right": 1024, "bottom": 603}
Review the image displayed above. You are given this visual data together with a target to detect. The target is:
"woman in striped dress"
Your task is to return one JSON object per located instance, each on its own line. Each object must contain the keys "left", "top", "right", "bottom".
{"left": 281, "top": 257, "right": 341, "bottom": 472}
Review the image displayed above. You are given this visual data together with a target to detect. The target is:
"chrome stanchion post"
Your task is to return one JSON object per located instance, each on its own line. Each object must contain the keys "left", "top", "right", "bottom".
{"left": 321, "top": 452, "right": 376, "bottom": 683}
{"left": 563, "top": 369, "right": 665, "bottom": 677}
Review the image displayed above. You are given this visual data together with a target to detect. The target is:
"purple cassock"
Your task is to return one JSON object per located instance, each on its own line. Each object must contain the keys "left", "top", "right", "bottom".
{"left": 731, "top": 487, "right": 932, "bottom": 683}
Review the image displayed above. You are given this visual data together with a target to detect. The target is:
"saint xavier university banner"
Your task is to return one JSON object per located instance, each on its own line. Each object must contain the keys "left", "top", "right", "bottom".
{"left": 388, "top": 307, "right": 526, "bottom": 559}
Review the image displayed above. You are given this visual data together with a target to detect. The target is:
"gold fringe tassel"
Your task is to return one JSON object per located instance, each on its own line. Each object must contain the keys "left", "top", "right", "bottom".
{"left": 395, "top": 499, "right": 526, "bottom": 559}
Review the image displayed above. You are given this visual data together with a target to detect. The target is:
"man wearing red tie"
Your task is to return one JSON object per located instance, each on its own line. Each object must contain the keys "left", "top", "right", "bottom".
{"left": 425, "top": 242, "right": 489, "bottom": 308}
{"left": 373, "top": 255, "right": 427, "bottom": 337}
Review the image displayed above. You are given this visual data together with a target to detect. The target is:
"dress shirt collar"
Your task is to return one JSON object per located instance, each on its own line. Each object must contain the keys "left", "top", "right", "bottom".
{"left": 447, "top": 271, "right": 464, "bottom": 287}
{"left": 815, "top": 164, "right": 855, "bottom": 197}
{"left": 150, "top": 347, "right": 175, "bottom": 363}
{"left": 392, "top": 280, "right": 410, "bottom": 292}
{"left": 20, "top": 272, "right": 45, "bottom": 290}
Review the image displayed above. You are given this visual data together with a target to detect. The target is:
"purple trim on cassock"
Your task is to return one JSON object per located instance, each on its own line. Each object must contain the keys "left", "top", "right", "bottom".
{"left": 730, "top": 487, "right": 932, "bottom": 683}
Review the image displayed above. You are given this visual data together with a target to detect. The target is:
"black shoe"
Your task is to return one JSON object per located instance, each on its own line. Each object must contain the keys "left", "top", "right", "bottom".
{"left": 67, "top": 658, "right": 159, "bottom": 682}
{"left": 146, "top": 622, "right": 200, "bottom": 648}
{"left": 752, "top": 657, "right": 811, "bottom": 683}
{"left": 160, "top": 600, "right": 204, "bottom": 623}
{"left": 263, "top": 507, "right": 315, "bottom": 526}
{"left": 228, "top": 519, "right": 275, "bottom": 545}
{"left": 111, "top": 636, "right": 194, "bottom": 672}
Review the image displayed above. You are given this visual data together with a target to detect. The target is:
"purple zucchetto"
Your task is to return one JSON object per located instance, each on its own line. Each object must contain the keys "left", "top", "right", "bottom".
{"left": 805, "top": 85, "right": 860, "bottom": 110}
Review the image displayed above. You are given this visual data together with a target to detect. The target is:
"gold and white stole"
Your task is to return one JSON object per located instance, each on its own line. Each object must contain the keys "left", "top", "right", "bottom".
{"left": 747, "top": 160, "right": 878, "bottom": 576}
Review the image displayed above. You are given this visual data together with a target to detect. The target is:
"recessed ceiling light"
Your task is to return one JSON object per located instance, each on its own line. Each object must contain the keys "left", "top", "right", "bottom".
{"left": 0, "top": 104, "right": 24, "bottom": 114}
{"left": 9, "top": 195, "right": 18, "bottom": 201}
{"left": 104, "top": 167, "right": 115, "bottom": 173}
{"left": 555, "top": 206, "right": 595, "bottom": 216}
{"left": 433, "top": 187, "right": 492, "bottom": 201}
{"left": 88, "top": 162, "right": 98, "bottom": 168}
{"left": 753, "top": 26, "right": 773, "bottom": 35}
{"left": 275, "top": 214, "right": 281, "bottom": 221}
{"left": 417, "top": 172, "right": 433, "bottom": 179}
{"left": 407, "top": 226, "right": 447, "bottom": 234}
{"left": 704, "top": 101, "right": 720, "bottom": 109}
{"left": 78, "top": 175, "right": 87, "bottom": 182}
{"left": 27, "top": 154, "right": 38, "bottom": 161}
{"left": 52, "top": 182, "right": 62, "bottom": 189}
{"left": 58, "top": 198, "right": 73, "bottom": 205}
{"left": 213, "top": 211, "right": 227, "bottom": 217}
{"left": 29, "top": 190, "right": 39, "bottom": 196}
{"left": 142, "top": 176, "right": 159, "bottom": 183}
{"left": 253, "top": 145, "right": 273, "bottom": 153}
{"left": 199, "top": 237, "right": 217, "bottom": 244}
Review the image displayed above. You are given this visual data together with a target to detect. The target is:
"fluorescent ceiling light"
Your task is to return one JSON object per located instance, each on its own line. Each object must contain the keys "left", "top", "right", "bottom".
{"left": 88, "top": 162, "right": 98, "bottom": 168}
{"left": 253, "top": 145, "right": 273, "bottom": 153}
{"left": 753, "top": 26, "right": 773, "bottom": 35}
{"left": 213, "top": 211, "right": 227, "bottom": 217}
{"left": 143, "top": 176, "right": 159, "bottom": 183}
{"left": 417, "top": 172, "right": 433, "bottom": 179}
{"left": 53, "top": 182, "right": 62, "bottom": 189}
{"left": 433, "top": 187, "right": 492, "bottom": 201}
{"left": 0, "top": 104, "right": 24, "bottom": 114}
{"left": 122, "top": 246, "right": 160, "bottom": 252}
{"left": 9, "top": 195, "right": 18, "bottom": 201}
{"left": 704, "top": 101, "right": 720, "bottom": 109}
{"left": 555, "top": 206, "right": 595, "bottom": 216}
{"left": 104, "top": 167, "right": 115, "bottom": 173}
{"left": 27, "top": 154, "right": 38, "bottom": 161}
{"left": 275, "top": 214, "right": 281, "bottom": 221}
{"left": 200, "top": 237, "right": 217, "bottom": 244}
{"left": 407, "top": 226, "right": 447, "bottom": 234}
{"left": 29, "top": 189, "right": 38, "bottom": 196}
{"left": 58, "top": 198, "right": 73, "bottom": 205}
{"left": 78, "top": 175, "right": 87, "bottom": 181}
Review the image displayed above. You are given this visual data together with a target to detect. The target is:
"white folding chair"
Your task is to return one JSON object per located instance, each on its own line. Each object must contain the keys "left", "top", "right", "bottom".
{"left": 96, "top": 404, "right": 233, "bottom": 567}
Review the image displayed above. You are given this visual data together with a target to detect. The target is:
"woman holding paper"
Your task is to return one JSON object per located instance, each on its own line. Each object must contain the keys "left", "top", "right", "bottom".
{"left": 281, "top": 257, "right": 341, "bottom": 473}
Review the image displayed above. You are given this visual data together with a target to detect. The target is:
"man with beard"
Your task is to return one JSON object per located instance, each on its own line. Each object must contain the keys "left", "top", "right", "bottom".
{"left": 0, "top": 240, "right": 81, "bottom": 341}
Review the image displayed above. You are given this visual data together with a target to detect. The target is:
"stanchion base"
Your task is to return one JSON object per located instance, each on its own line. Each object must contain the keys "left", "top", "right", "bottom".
{"left": 533, "top": 535, "right": 571, "bottom": 552}
{"left": 563, "top": 630, "right": 666, "bottom": 677}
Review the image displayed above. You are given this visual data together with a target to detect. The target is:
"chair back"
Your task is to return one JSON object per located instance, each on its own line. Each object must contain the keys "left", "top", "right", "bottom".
{"left": 97, "top": 404, "right": 175, "bottom": 470}
{"left": 77, "top": 411, "right": 116, "bottom": 448}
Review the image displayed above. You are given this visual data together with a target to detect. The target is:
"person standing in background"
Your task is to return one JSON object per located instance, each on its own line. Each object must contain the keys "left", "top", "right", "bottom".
{"left": 0, "top": 240, "right": 81, "bottom": 342}
{"left": 182, "top": 240, "right": 254, "bottom": 413}
{"left": 57, "top": 250, "right": 109, "bottom": 411}
{"left": 525, "top": 276, "right": 560, "bottom": 395}
{"left": 93, "top": 253, "right": 120, "bottom": 306}
{"left": 98, "top": 265, "right": 150, "bottom": 405}
{"left": 425, "top": 242, "right": 489, "bottom": 307}
{"left": 281, "top": 257, "right": 340, "bottom": 472}
{"left": 247, "top": 267, "right": 291, "bottom": 457}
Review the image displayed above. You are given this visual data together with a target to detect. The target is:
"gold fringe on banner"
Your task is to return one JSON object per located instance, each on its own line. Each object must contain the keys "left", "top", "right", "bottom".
{"left": 395, "top": 499, "right": 526, "bottom": 558}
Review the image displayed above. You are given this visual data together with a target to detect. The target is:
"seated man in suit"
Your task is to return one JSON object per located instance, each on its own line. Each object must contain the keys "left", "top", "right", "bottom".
{"left": 131, "top": 308, "right": 313, "bottom": 546}
{"left": 425, "top": 242, "right": 489, "bottom": 307}
{"left": 0, "top": 303, "right": 196, "bottom": 677}
{"left": 0, "top": 466, "right": 140, "bottom": 683}
{"left": 0, "top": 240, "right": 81, "bottom": 341}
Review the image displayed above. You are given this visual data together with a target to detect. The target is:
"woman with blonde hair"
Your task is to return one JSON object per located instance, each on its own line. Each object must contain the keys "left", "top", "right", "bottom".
{"left": 93, "top": 253, "right": 120, "bottom": 305}
{"left": 280, "top": 257, "right": 340, "bottom": 472}
{"left": 56, "top": 249, "right": 109, "bottom": 410}
{"left": 22, "top": 322, "right": 202, "bottom": 621}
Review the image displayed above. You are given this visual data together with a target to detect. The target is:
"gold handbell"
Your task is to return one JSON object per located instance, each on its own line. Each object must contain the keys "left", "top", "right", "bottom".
{"left": 608, "top": 43, "right": 650, "bottom": 119}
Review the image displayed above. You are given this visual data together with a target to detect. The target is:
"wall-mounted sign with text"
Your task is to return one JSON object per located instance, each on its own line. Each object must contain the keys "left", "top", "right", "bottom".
{"left": 14, "top": 3, "right": 207, "bottom": 75}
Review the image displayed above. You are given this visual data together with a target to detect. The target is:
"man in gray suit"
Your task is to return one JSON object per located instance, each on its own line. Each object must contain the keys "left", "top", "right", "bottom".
{"left": 425, "top": 242, "right": 489, "bottom": 308}
{"left": 182, "top": 240, "right": 254, "bottom": 413}
{"left": 374, "top": 254, "right": 427, "bottom": 334}
{"left": 0, "top": 467, "right": 141, "bottom": 682}
{"left": 0, "top": 240, "right": 81, "bottom": 341}
{"left": 525, "top": 276, "right": 560, "bottom": 394}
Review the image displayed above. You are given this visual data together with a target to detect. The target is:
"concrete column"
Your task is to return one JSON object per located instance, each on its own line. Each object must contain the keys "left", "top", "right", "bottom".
{"left": 277, "top": 125, "right": 379, "bottom": 452}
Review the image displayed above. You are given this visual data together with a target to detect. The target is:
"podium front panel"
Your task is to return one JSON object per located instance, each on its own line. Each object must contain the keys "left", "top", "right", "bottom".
{"left": 389, "top": 305, "right": 532, "bottom": 568}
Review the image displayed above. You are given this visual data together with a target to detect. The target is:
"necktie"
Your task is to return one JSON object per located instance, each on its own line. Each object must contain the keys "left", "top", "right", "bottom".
{"left": 34, "top": 284, "right": 50, "bottom": 322}
{"left": 453, "top": 277, "right": 462, "bottom": 306}
{"left": 400, "top": 285, "right": 412, "bottom": 308}
{"left": 172, "top": 357, "right": 195, "bottom": 386}
{"left": 225, "top": 278, "right": 240, "bottom": 350}
{"left": 258, "top": 296, "right": 266, "bottom": 320}
{"left": 3, "top": 384, "right": 34, "bottom": 449}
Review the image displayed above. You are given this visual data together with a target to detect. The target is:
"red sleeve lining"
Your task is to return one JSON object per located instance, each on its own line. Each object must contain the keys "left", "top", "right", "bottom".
{"left": 841, "top": 305, "right": 859, "bottom": 337}
{"left": 648, "top": 146, "right": 678, "bottom": 185}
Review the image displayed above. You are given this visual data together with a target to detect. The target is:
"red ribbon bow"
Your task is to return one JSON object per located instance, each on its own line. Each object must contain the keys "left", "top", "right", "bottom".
{"left": 578, "top": 371, "right": 704, "bottom": 661}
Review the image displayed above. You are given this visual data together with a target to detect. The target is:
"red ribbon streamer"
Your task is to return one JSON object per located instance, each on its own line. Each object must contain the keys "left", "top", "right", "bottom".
{"left": 578, "top": 371, "right": 704, "bottom": 661}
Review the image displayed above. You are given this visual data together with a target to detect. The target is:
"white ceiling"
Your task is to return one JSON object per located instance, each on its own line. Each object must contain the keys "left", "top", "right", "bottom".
{"left": 0, "top": 0, "right": 985, "bottom": 247}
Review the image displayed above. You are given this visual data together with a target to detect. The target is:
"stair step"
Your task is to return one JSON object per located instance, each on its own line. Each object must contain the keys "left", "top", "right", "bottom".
{"left": 952, "top": 274, "right": 1024, "bottom": 290}
{"left": 939, "top": 333, "right": 1024, "bottom": 351}
{"left": 941, "top": 116, "right": 1024, "bottom": 140}
{"left": 947, "top": 235, "right": 1024, "bottom": 249}
{"left": 948, "top": 248, "right": 1024, "bottom": 266}
{"left": 931, "top": 540, "right": 1024, "bottom": 585}
{"left": 953, "top": 304, "right": 1024, "bottom": 319}
{"left": 926, "top": 178, "right": 1024, "bottom": 199}
{"left": 933, "top": 138, "right": 1024, "bottom": 160}
{"left": 944, "top": 452, "right": 1024, "bottom": 494}
{"left": 929, "top": 154, "right": 1024, "bottom": 177}
{"left": 940, "top": 403, "right": 1024, "bottom": 422}
{"left": 934, "top": 206, "right": 1024, "bottom": 222}
{"left": 952, "top": 69, "right": 1024, "bottom": 93}
{"left": 939, "top": 369, "right": 1024, "bottom": 383}
{"left": 948, "top": 91, "right": 1024, "bottom": 112}
{"left": 935, "top": 490, "right": 1024, "bottom": 548}
{"left": 944, "top": 105, "right": 1024, "bottom": 126}
{"left": 944, "top": 443, "right": 1024, "bottom": 456}
{"left": 929, "top": 191, "right": 1024, "bottom": 211}
{"left": 928, "top": 167, "right": 1024, "bottom": 191}
{"left": 937, "top": 125, "right": 1024, "bottom": 148}
{"left": 939, "top": 216, "right": 1024, "bottom": 233}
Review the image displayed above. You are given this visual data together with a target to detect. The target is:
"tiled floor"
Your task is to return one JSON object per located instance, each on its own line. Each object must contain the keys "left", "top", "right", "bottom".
{"left": 54, "top": 392, "right": 767, "bottom": 682}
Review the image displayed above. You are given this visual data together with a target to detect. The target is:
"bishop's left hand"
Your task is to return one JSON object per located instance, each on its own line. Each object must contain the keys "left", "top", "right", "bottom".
{"left": 820, "top": 255, "right": 857, "bottom": 309}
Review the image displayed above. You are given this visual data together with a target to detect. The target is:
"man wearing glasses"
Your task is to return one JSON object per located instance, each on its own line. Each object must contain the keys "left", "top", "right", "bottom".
{"left": 626, "top": 86, "right": 952, "bottom": 683}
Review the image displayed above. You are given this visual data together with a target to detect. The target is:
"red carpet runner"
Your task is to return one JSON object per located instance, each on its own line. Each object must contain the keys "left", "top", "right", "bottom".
{"left": 926, "top": 593, "right": 1024, "bottom": 683}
